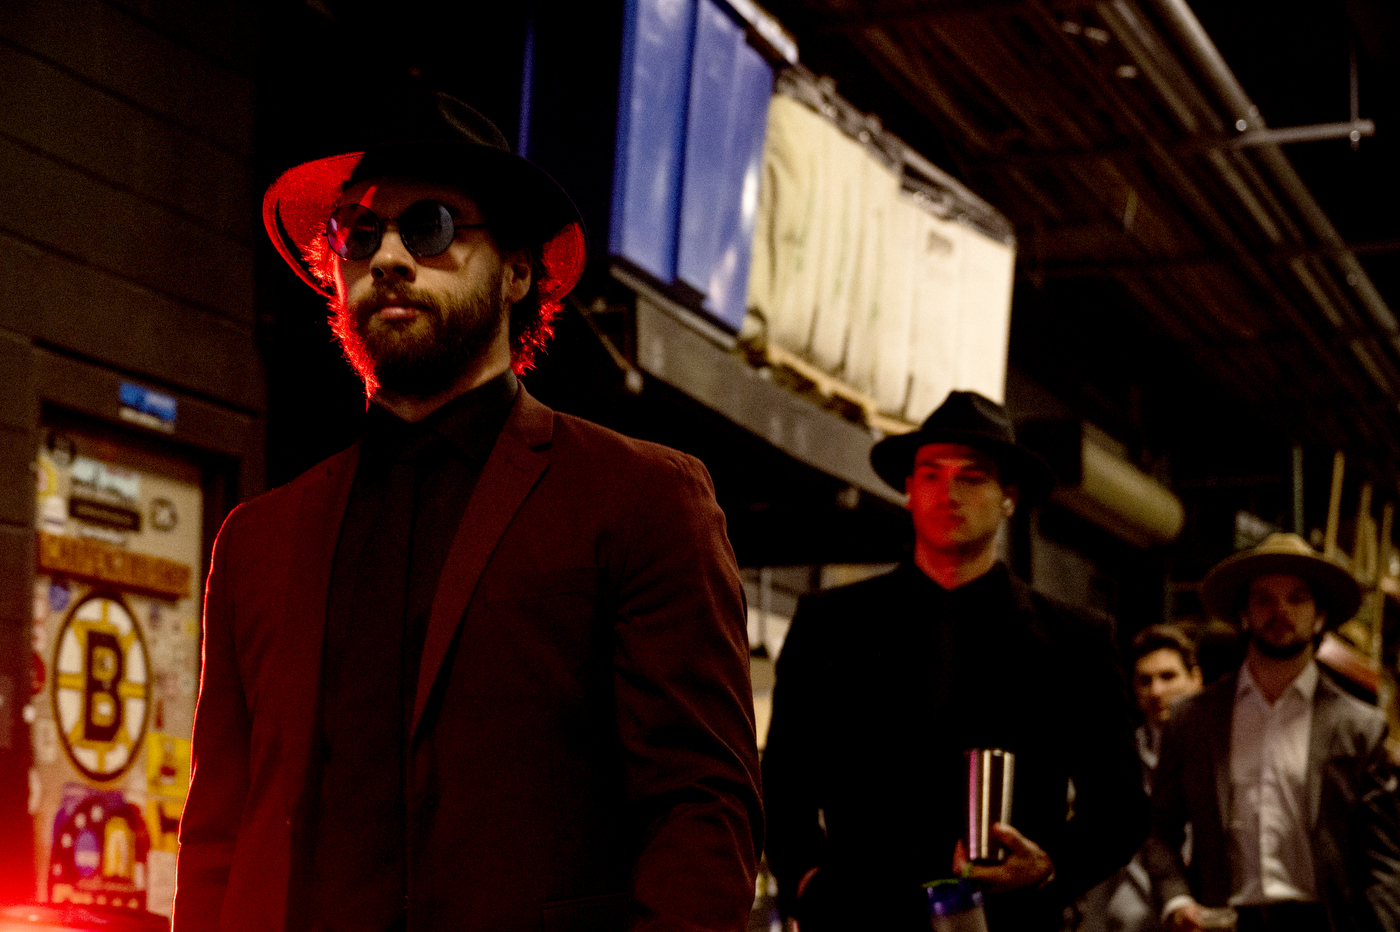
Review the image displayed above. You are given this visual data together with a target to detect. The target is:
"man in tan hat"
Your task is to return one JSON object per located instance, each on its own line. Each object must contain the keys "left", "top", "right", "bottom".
{"left": 174, "top": 91, "right": 761, "bottom": 932}
{"left": 1144, "top": 533, "right": 1400, "bottom": 932}
{"left": 763, "top": 391, "right": 1148, "bottom": 932}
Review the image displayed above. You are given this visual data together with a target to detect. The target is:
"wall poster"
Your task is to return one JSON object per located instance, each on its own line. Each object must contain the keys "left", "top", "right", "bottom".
{"left": 30, "top": 426, "right": 204, "bottom": 920}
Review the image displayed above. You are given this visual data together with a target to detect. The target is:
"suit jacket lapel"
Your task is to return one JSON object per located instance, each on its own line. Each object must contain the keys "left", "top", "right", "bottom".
{"left": 281, "top": 445, "right": 359, "bottom": 816}
{"left": 1206, "top": 673, "right": 1238, "bottom": 834}
{"left": 411, "top": 388, "right": 554, "bottom": 738}
{"left": 1306, "top": 671, "right": 1343, "bottom": 828}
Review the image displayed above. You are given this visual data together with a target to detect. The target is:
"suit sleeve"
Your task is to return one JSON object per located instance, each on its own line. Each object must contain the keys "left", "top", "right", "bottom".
{"left": 1139, "top": 709, "right": 1194, "bottom": 914}
{"left": 1045, "top": 614, "right": 1151, "bottom": 901}
{"left": 611, "top": 452, "right": 763, "bottom": 932}
{"left": 759, "top": 594, "right": 827, "bottom": 920}
{"left": 173, "top": 510, "right": 251, "bottom": 932}
{"left": 1358, "top": 722, "right": 1400, "bottom": 931}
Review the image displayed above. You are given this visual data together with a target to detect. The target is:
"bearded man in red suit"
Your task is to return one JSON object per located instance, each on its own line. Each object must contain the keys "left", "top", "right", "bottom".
{"left": 172, "top": 89, "right": 762, "bottom": 932}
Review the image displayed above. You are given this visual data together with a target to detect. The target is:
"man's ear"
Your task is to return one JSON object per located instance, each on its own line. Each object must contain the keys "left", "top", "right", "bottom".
{"left": 1189, "top": 666, "right": 1204, "bottom": 689}
{"left": 501, "top": 248, "right": 533, "bottom": 305}
{"left": 1312, "top": 612, "right": 1326, "bottom": 636}
{"left": 1002, "top": 484, "right": 1020, "bottom": 517}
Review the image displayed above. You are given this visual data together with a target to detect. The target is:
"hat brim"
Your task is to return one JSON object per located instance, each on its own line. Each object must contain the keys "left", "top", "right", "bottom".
{"left": 870, "top": 428, "right": 1056, "bottom": 506}
{"left": 1200, "top": 550, "right": 1361, "bottom": 625}
{"left": 262, "top": 141, "right": 586, "bottom": 298}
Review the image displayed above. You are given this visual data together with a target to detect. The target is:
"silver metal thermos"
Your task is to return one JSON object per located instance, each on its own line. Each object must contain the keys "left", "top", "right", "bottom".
{"left": 964, "top": 748, "right": 1015, "bottom": 864}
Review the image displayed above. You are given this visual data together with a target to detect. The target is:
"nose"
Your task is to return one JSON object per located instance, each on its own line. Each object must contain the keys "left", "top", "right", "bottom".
{"left": 369, "top": 227, "right": 415, "bottom": 282}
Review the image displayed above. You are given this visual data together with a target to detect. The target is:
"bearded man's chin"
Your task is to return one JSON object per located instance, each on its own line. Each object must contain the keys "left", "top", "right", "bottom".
{"left": 1251, "top": 634, "right": 1311, "bottom": 660}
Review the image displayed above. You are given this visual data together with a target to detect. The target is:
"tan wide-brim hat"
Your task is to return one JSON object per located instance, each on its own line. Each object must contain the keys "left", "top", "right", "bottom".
{"left": 1200, "top": 532, "right": 1361, "bottom": 625}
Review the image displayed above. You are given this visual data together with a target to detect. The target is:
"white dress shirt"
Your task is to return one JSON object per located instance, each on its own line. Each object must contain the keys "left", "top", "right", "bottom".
{"left": 1227, "top": 660, "right": 1319, "bottom": 905}
{"left": 1162, "top": 662, "right": 1319, "bottom": 922}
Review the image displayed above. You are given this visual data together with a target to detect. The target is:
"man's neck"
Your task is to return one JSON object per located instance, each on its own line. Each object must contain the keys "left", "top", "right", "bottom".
{"left": 1244, "top": 645, "right": 1313, "bottom": 704}
{"left": 372, "top": 355, "right": 512, "bottom": 424}
{"left": 914, "top": 543, "right": 998, "bottom": 590}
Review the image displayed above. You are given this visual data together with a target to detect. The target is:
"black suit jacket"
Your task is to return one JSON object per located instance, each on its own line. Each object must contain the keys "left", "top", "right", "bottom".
{"left": 762, "top": 563, "right": 1148, "bottom": 931}
{"left": 174, "top": 388, "right": 763, "bottom": 932}
{"left": 1143, "top": 668, "right": 1400, "bottom": 932}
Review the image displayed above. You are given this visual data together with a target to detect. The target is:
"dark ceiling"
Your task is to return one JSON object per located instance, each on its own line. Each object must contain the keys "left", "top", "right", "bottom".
{"left": 763, "top": 0, "right": 1400, "bottom": 492}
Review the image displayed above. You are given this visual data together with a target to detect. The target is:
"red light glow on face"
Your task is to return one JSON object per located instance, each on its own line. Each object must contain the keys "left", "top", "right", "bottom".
{"left": 329, "top": 294, "right": 380, "bottom": 399}
{"left": 905, "top": 443, "right": 1009, "bottom": 560}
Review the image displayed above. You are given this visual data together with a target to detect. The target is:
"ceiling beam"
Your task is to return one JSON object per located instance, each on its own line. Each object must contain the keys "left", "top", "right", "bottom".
{"left": 969, "top": 120, "right": 1377, "bottom": 172}
{"left": 811, "top": 0, "right": 1028, "bottom": 31}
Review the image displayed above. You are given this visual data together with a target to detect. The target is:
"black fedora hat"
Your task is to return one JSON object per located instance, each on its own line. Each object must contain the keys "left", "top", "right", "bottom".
{"left": 870, "top": 391, "right": 1055, "bottom": 504}
{"left": 262, "top": 90, "right": 585, "bottom": 301}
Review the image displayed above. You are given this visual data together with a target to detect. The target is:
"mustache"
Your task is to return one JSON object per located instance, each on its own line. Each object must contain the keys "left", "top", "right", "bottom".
{"left": 351, "top": 287, "right": 442, "bottom": 321}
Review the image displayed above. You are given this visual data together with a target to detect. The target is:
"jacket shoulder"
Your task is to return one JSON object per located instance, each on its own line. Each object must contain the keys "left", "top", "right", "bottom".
{"left": 1317, "top": 670, "right": 1388, "bottom": 740}
{"left": 1022, "top": 580, "right": 1117, "bottom": 651}
{"left": 794, "top": 566, "right": 904, "bottom": 611}
{"left": 548, "top": 410, "right": 704, "bottom": 470}
{"left": 1168, "top": 672, "right": 1236, "bottom": 730}
{"left": 218, "top": 444, "right": 357, "bottom": 536}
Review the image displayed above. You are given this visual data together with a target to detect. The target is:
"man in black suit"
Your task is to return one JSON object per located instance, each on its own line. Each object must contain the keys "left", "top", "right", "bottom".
{"left": 1145, "top": 533, "right": 1400, "bottom": 932}
{"left": 763, "top": 391, "right": 1148, "bottom": 931}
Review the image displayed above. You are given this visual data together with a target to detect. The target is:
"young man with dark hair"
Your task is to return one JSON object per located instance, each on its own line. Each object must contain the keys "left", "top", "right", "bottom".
{"left": 763, "top": 391, "right": 1148, "bottom": 931}
{"left": 173, "top": 91, "right": 762, "bottom": 932}
{"left": 1080, "top": 625, "right": 1204, "bottom": 932}
{"left": 1131, "top": 624, "right": 1205, "bottom": 790}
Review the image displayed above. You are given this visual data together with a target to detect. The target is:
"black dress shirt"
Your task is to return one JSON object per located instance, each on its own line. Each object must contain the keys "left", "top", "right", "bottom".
{"left": 763, "top": 561, "right": 1148, "bottom": 932}
{"left": 309, "top": 371, "right": 519, "bottom": 932}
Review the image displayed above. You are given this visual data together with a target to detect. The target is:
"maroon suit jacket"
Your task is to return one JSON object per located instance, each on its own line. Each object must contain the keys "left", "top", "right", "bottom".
{"left": 173, "top": 388, "right": 762, "bottom": 932}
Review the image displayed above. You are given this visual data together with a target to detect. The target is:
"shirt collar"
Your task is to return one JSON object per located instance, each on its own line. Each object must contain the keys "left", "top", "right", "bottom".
{"left": 1236, "top": 658, "right": 1319, "bottom": 704}
{"left": 362, "top": 369, "right": 519, "bottom": 465}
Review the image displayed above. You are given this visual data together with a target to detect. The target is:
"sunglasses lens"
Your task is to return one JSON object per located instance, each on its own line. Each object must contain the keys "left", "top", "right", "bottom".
{"left": 399, "top": 201, "right": 456, "bottom": 258}
{"left": 326, "top": 204, "right": 380, "bottom": 261}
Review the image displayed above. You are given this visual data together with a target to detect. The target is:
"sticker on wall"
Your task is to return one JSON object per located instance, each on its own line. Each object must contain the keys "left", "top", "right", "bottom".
{"left": 45, "top": 431, "right": 76, "bottom": 467}
{"left": 34, "top": 717, "right": 60, "bottom": 766}
{"left": 36, "top": 456, "right": 59, "bottom": 498}
{"left": 149, "top": 498, "right": 178, "bottom": 533}
{"left": 38, "top": 533, "right": 192, "bottom": 600}
{"left": 40, "top": 495, "right": 68, "bottom": 534}
{"left": 52, "top": 593, "right": 150, "bottom": 782}
{"left": 48, "top": 579, "right": 71, "bottom": 615}
{"left": 70, "top": 457, "right": 141, "bottom": 505}
{"left": 145, "top": 798, "right": 182, "bottom": 854}
{"left": 118, "top": 382, "right": 177, "bottom": 434}
{"left": 143, "top": 733, "right": 189, "bottom": 801}
{"left": 49, "top": 784, "right": 150, "bottom": 910}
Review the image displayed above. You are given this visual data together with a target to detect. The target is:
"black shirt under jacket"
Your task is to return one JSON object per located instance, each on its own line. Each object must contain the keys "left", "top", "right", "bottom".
{"left": 309, "top": 370, "right": 519, "bottom": 932}
{"left": 762, "top": 561, "right": 1148, "bottom": 932}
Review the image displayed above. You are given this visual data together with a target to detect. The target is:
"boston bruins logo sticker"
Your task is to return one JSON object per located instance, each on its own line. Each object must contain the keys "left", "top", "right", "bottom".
{"left": 52, "top": 593, "right": 151, "bottom": 781}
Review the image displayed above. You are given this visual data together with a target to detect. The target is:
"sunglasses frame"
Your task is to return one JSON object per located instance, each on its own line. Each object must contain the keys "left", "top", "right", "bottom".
{"left": 325, "top": 199, "right": 489, "bottom": 262}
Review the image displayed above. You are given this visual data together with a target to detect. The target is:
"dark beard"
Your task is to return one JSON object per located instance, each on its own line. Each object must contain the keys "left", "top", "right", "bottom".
{"left": 338, "top": 270, "right": 507, "bottom": 399}
{"left": 1250, "top": 630, "right": 1312, "bottom": 660}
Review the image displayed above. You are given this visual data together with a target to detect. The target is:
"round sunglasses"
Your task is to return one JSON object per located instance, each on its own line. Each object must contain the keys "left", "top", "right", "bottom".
{"left": 325, "top": 200, "right": 488, "bottom": 261}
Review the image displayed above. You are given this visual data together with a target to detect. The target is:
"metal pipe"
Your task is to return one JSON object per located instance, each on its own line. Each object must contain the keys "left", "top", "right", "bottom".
{"left": 1148, "top": 0, "right": 1400, "bottom": 340}
{"left": 1292, "top": 444, "right": 1304, "bottom": 537}
{"left": 1325, "top": 451, "right": 1345, "bottom": 559}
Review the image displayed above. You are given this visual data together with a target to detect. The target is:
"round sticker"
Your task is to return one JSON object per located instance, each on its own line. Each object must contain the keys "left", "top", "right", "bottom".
{"left": 149, "top": 498, "right": 178, "bottom": 533}
{"left": 48, "top": 580, "right": 71, "bottom": 614}
{"left": 46, "top": 431, "right": 76, "bottom": 467}
{"left": 51, "top": 594, "right": 150, "bottom": 782}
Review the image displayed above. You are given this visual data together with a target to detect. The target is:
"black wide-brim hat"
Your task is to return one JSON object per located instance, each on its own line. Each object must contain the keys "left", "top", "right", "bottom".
{"left": 262, "top": 91, "right": 586, "bottom": 300}
{"left": 870, "top": 390, "right": 1056, "bottom": 505}
{"left": 1201, "top": 532, "right": 1361, "bottom": 625}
